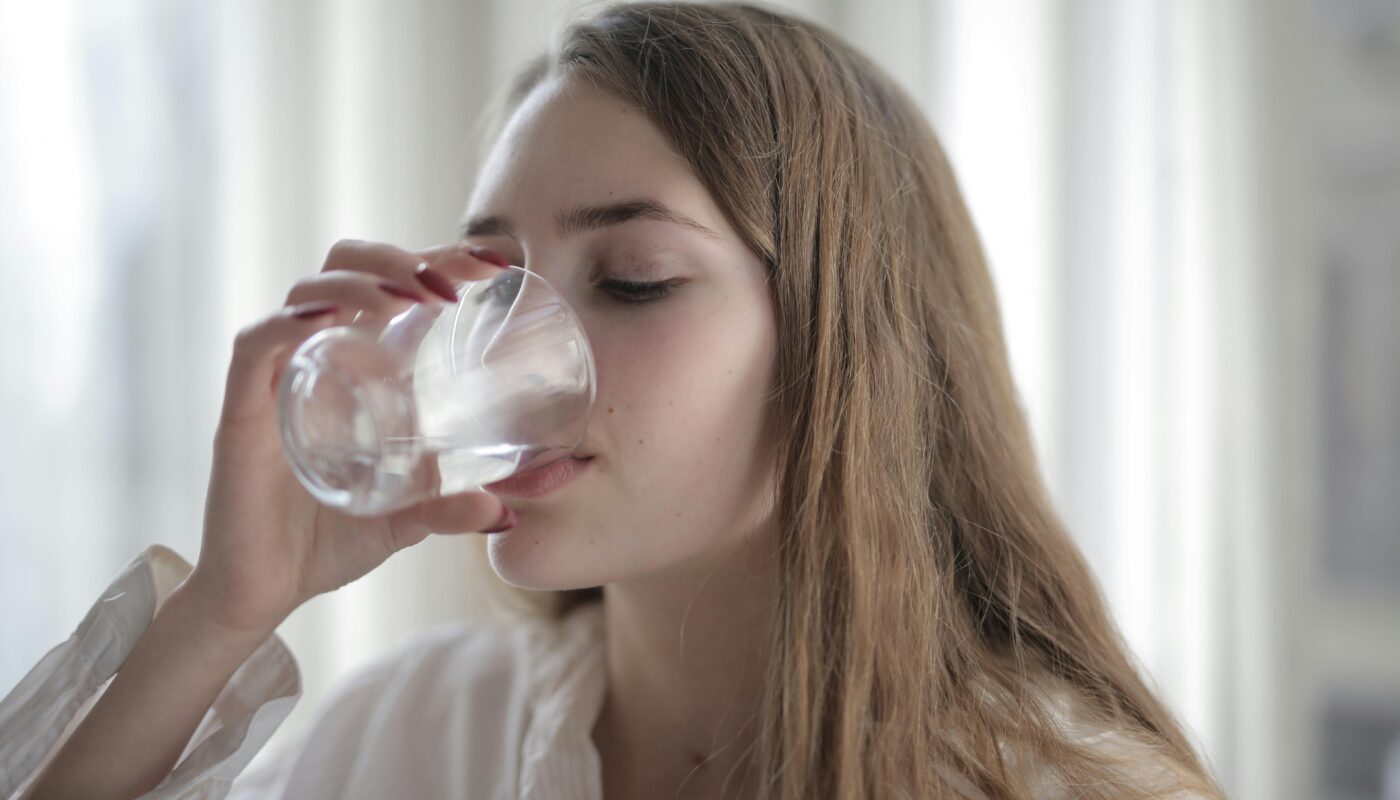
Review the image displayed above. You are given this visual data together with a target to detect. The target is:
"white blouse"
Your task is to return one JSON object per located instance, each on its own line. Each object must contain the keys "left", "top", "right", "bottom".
{"left": 0, "top": 545, "right": 1202, "bottom": 799}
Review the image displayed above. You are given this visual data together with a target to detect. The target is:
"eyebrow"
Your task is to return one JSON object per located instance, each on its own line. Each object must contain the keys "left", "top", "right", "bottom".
{"left": 460, "top": 198, "right": 720, "bottom": 241}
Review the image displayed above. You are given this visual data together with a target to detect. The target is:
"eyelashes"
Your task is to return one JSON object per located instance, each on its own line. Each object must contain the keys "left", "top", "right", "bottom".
{"left": 473, "top": 270, "right": 681, "bottom": 306}
{"left": 598, "top": 277, "right": 682, "bottom": 303}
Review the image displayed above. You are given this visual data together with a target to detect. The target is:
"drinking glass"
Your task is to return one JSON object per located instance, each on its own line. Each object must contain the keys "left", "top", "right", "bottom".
{"left": 276, "top": 265, "right": 595, "bottom": 516}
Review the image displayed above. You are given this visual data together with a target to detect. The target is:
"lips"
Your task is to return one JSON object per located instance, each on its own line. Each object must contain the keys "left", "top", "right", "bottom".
{"left": 483, "top": 455, "right": 593, "bottom": 499}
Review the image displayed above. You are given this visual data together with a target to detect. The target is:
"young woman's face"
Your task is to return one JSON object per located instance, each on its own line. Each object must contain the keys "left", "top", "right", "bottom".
{"left": 465, "top": 75, "right": 779, "bottom": 591}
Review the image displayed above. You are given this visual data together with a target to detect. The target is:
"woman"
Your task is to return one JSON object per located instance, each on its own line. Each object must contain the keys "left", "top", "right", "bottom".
{"left": 5, "top": 3, "right": 1222, "bottom": 798}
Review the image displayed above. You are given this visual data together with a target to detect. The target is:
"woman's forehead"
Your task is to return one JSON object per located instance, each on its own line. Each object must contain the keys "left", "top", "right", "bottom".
{"left": 465, "top": 75, "right": 727, "bottom": 244}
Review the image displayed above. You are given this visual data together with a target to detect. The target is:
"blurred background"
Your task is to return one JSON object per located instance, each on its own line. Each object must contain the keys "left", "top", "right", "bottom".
{"left": 0, "top": 0, "right": 1396, "bottom": 797}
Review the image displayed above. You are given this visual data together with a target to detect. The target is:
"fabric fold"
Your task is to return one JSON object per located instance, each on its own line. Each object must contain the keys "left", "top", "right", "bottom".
{"left": 0, "top": 544, "right": 302, "bottom": 800}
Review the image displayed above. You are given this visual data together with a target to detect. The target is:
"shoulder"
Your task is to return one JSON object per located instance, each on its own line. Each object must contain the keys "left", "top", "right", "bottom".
{"left": 325, "top": 611, "right": 563, "bottom": 715}
{"left": 239, "top": 607, "right": 603, "bottom": 796}
{"left": 306, "top": 601, "right": 605, "bottom": 735}
{"left": 385, "top": 601, "right": 604, "bottom": 691}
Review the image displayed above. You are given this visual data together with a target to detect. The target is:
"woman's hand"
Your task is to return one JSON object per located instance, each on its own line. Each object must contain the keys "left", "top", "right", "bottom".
{"left": 185, "top": 240, "right": 515, "bottom": 637}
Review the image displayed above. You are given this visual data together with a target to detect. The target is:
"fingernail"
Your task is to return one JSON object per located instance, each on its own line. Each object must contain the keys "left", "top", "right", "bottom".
{"left": 293, "top": 303, "right": 339, "bottom": 319}
{"left": 466, "top": 246, "right": 511, "bottom": 268}
{"left": 414, "top": 263, "right": 460, "bottom": 303}
{"left": 482, "top": 505, "right": 517, "bottom": 533}
{"left": 378, "top": 281, "right": 427, "bottom": 302}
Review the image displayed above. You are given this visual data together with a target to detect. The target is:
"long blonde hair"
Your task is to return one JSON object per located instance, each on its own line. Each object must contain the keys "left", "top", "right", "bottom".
{"left": 469, "top": 3, "right": 1223, "bottom": 797}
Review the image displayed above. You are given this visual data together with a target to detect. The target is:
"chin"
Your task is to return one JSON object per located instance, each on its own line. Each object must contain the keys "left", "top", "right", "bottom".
{"left": 485, "top": 525, "right": 598, "bottom": 591}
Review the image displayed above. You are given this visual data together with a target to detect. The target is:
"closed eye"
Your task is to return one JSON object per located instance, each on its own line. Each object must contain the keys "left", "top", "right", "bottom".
{"left": 598, "top": 278, "right": 683, "bottom": 303}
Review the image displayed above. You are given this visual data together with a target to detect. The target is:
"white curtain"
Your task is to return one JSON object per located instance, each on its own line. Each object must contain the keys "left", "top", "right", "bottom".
{"left": 0, "top": 1, "right": 1326, "bottom": 796}
{"left": 917, "top": 3, "right": 1277, "bottom": 795}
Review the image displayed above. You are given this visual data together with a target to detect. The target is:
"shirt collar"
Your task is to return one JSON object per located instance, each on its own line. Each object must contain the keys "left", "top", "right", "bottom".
{"left": 518, "top": 601, "right": 607, "bottom": 799}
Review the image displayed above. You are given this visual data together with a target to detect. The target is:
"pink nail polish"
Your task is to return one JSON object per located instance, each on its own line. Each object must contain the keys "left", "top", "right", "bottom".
{"left": 466, "top": 246, "right": 511, "bottom": 268}
{"left": 414, "top": 264, "right": 460, "bottom": 303}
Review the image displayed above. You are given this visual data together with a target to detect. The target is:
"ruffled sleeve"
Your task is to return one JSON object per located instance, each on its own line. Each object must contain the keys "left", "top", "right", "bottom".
{"left": 0, "top": 544, "right": 301, "bottom": 799}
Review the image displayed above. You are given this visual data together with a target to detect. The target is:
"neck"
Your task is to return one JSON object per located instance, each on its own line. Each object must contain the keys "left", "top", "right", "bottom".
{"left": 592, "top": 521, "right": 779, "bottom": 800}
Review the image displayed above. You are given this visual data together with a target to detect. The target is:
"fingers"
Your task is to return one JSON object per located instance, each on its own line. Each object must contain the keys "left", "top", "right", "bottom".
{"left": 320, "top": 239, "right": 509, "bottom": 302}
{"left": 221, "top": 302, "right": 346, "bottom": 428}
{"left": 285, "top": 270, "right": 434, "bottom": 312}
{"left": 416, "top": 242, "right": 514, "bottom": 284}
{"left": 217, "top": 237, "right": 515, "bottom": 454}
{"left": 388, "top": 491, "right": 516, "bottom": 537}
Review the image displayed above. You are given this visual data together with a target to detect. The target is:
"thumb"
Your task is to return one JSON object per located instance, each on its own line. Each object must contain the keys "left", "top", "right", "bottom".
{"left": 389, "top": 490, "right": 516, "bottom": 535}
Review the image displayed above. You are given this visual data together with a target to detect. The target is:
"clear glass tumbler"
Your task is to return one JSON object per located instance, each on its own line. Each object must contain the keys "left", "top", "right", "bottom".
{"left": 276, "top": 265, "right": 596, "bottom": 516}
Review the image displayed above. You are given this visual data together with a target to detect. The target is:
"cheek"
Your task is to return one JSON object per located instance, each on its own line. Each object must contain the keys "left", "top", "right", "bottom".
{"left": 486, "top": 293, "right": 777, "bottom": 591}
{"left": 591, "top": 296, "right": 776, "bottom": 504}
